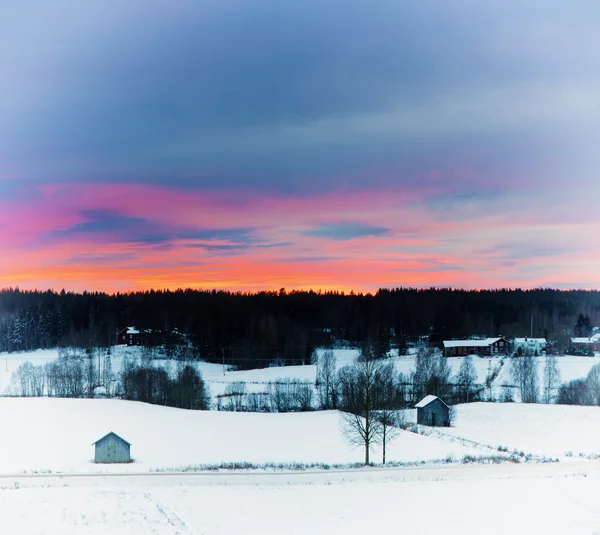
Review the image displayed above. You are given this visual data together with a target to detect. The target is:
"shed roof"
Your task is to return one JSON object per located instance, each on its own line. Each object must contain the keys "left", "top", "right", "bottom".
{"left": 415, "top": 395, "right": 449, "bottom": 409}
{"left": 92, "top": 431, "right": 131, "bottom": 446}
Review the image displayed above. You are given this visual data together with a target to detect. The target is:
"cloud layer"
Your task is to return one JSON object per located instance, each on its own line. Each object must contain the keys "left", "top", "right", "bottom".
{"left": 1, "top": 1, "right": 599, "bottom": 291}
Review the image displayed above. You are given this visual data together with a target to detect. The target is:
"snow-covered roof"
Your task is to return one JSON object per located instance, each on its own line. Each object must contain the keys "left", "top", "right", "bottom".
{"left": 126, "top": 327, "right": 140, "bottom": 335}
{"left": 415, "top": 395, "right": 442, "bottom": 408}
{"left": 443, "top": 338, "right": 501, "bottom": 348}
{"left": 571, "top": 337, "right": 597, "bottom": 344}
{"left": 514, "top": 338, "right": 546, "bottom": 344}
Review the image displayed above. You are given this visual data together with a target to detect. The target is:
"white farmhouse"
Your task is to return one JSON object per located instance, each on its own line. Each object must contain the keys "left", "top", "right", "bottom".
{"left": 513, "top": 337, "right": 547, "bottom": 356}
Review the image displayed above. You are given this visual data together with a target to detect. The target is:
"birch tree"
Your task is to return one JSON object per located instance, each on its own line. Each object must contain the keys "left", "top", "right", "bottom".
{"left": 542, "top": 355, "right": 560, "bottom": 404}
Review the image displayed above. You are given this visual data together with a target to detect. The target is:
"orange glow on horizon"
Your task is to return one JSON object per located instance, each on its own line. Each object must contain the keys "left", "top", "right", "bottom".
{"left": 2, "top": 182, "right": 600, "bottom": 294}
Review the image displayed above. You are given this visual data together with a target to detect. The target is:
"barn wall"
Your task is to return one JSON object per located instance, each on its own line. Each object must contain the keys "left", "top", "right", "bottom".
{"left": 94, "top": 434, "right": 131, "bottom": 463}
{"left": 417, "top": 399, "right": 449, "bottom": 427}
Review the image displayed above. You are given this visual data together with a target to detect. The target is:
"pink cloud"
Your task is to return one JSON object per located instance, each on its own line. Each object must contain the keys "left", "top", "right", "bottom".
{"left": 1, "top": 181, "right": 599, "bottom": 293}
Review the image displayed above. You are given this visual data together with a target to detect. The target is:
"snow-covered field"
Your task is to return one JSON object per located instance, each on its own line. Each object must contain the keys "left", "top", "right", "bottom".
{"left": 413, "top": 402, "right": 600, "bottom": 461}
{"left": 2, "top": 346, "right": 599, "bottom": 403}
{"left": 1, "top": 358, "right": 600, "bottom": 533}
{"left": 0, "top": 398, "right": 485, "bottom": 474}
{"left": 2, "top": 462, "right": 600, "bottom": 534}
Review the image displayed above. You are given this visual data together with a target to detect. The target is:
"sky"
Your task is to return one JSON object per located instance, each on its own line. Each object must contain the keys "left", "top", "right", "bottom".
{"left": 1, "top": 1, "right": 600, "bottom": 293}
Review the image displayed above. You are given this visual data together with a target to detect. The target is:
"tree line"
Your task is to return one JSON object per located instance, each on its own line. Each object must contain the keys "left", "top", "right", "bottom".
{"left": 1, "top": 287, "right": 599, "bottom": 368}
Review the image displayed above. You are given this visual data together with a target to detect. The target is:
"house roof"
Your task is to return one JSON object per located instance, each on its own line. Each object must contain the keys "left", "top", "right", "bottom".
{"left": 571, "top": 337, "right": 597, "bottom": 344}
{"left": 92, "top": 431, "right": 131, "bottom": 446}
{"left": 126, "top": 327, "right": 140, "bottom": 335}
{"left": 415, "top": 395, "right": 449, "bottom": 408}
{"left": 443, "top": 338, "right": 502, "bottom": 348}
{"left": 514, "top": 338, "right": 546, "bottom": 344}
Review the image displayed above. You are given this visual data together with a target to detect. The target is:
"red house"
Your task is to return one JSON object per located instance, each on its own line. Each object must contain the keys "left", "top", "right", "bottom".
{"left": 443, "top": 337, "right": 510, "bottom": 357}
{"left": 117, "top": 327, "right": 141, "bottom": 346}
{"left": 570, "top": 337, "right": 600, "bottom": 353}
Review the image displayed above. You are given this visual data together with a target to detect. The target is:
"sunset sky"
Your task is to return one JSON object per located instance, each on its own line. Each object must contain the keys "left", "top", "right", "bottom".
{"left": 2, "top": 1, "right": 599, "bottom": 293}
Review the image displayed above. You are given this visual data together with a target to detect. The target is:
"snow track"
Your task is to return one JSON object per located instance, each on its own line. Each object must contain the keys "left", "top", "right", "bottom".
{"left": 2, "top": 463, "right": 600, "bottom": 534}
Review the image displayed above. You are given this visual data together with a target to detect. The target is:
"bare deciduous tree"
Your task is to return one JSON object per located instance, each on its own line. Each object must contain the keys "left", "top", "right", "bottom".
{"left": 224, "top": 381, "right": 247, "bottom": 411}
{"left": 340, "top": 345, "right": 383, "bottom": 465}
{"left": 542, "top": 355, "right": 560, "bottom": 404}
{"left": 266, "top": 379, "right": 314, "bottom": 412}
{"left": 316, "top": 349, "right": 338, "bottom": 409}
{"left": 374, "top": 361, "right": 406, "bottom": 464}
{"left": 456, "top": 356, "right": 477, "bottom": 403}
{"left": 10, "top": 361, "right": 45, "bottom": 397}
{"left": 510, "top": 355, "right": 539, "bottom": 403}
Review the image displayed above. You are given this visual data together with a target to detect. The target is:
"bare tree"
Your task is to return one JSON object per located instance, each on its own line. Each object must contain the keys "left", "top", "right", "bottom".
{"left": 426, "top": 353, "right": 452, "bottom": 400}
{"left": 266, "top": 379, "right": 314, "bottom": 412}
{"left": 316, "top": 349, "right": 338, "bottom": 409}
{"left": 86, "top": 348, "right": 96, "bottom": 398}
{"left": 340, "top": 345, "right": 382, "bottom": 465}
{"left": 375, "top": 361, "right": 404, "bottom": 464}
{"left": 510, "top": 355, "right": 539, "bottom": 403}
{"left": 294, "top": 382, "right": 314, "bottom": 411}
{"left": 542, "top": 354, "right": 560, "bottom": 404}
{"left": 456, "top": 356, "right": 477, "bottom": 403}
{"left": 103, "top": 348, "right": 116, "bottom": 397}
{"left": 586, "top": 363, "right": 600, "bottom": 405}
{"left": 10, "top": 361, "right": 45, "bottom": 396}
{"left": 411, "top": 347, "right": 435, "bottom": 403}
{"left": 224, "top": 381, "right": 247, "bottom": 411}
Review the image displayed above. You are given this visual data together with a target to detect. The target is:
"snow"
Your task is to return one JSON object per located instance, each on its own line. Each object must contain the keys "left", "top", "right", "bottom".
{"left": 3, "top": 347, "right": 600, "bottom": 404}
{"left": 415, "top": 394, "right": 441, "bottom": 408}
{"left": 2, "top": 463, "right": 600, "bottom": 534}
{"left": 443, "top": 337, "right": 501, "bottom": 348}
{"left": 0, "top": 398, "right": 483, "bottom": 474}
{"left": 2, "top": 347, "right": 600, "bottom": 533}
{"left": 413, "top": 402, "right": 600, "bottom": 460}
{"left": 571, "top": 337, "right": 596, "bottom": 344}
{"left": 0, "top": 349, "right": 59, "bottom": 393}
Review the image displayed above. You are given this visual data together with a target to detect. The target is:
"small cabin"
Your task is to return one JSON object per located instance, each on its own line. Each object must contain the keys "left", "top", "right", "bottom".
{"left": 93, "top": 432, "right": 131, "bottom": 463}
{"left": 415, "top": 395, "right": 450, "bottom": 427}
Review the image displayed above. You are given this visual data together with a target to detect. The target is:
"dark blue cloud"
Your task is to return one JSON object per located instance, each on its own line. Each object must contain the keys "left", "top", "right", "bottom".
{"left": 304, "top": 223, "right": 389, "bottom": 241}
{"left": 2, "top": 1, "right": 599, "bottom": 194}
{"left": 47, "top": 210, "right": 259, "bottom": 246}
{"left": 480, "top": 242, "right": 574, "bottom": 260}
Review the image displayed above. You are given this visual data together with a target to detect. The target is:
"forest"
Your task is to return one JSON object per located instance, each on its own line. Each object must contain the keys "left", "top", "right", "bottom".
{"left": 1, "top": 287, "right": 599, "bottom": 369}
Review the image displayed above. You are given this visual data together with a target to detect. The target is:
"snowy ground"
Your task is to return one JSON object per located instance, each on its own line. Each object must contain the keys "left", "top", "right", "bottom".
{"left": 408, "top": 402, "right": 600, "bottom": 461}
{"left": 0, "top": 398, "right": 485, "bottom": 474}
{"left": 2, "top": 463, "right": 600, "bottom": 534}
{"left": 2, "top": 346, "right": 599, "bottom": 403}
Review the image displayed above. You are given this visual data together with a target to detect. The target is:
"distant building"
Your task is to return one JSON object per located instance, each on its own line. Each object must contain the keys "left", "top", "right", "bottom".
{"left": 513, "top": 337, "right": 547, "bottom": 356}
{"left": 416, "top": 395, "right": 450, "bottom": 427}
{"left": 93, "top": 432, "right": 131, "bottom": 463}
{"left": 443, "top": 337, "right": 510, "bottom": 357}
{"left": 570, "top": 336, "right": 600, "bottom": 353}
{"left": 117, "top": 327, "right": 141, "bottom": 346}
